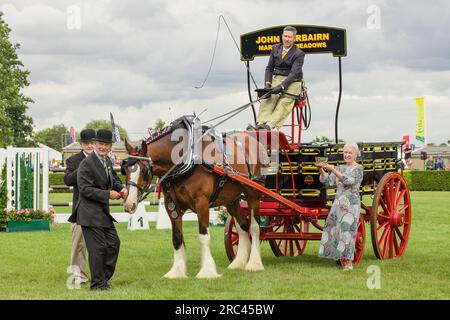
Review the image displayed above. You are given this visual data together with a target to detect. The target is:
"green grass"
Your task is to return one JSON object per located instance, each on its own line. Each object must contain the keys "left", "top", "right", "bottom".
{"left": 0, "top": 191, "right": 449, "bottom": 299}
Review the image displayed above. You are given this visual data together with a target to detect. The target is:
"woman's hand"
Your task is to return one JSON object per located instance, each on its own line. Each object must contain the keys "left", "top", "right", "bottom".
{"left": 318, "top": 167, "right": 326, "bottom": 176}
{"left": 316, "top": 162, "right": 334, "bottom": 172}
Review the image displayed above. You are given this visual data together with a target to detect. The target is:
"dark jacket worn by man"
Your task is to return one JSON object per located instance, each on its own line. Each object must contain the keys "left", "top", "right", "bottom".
{"left": 265, "top": 42, "right": 305, "bottom": 90}
{"left": 71, "top": 152, "right": 123, "bottom": 227}
{"left": 65, "top": 152, "right": 87, "bottom": 215}
{"left": 256, "top": 42, "right": 306, "bottom": 129}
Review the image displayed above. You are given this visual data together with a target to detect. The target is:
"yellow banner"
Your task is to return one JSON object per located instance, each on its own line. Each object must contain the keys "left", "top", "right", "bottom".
{"left": 415, "top": 97, "right": 425, "bottom": 145}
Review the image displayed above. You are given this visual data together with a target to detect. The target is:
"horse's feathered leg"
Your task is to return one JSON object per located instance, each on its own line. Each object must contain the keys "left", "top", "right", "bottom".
{"left": 196, "top": 198, "right": 221, "bottom": 279}
{"left": 226, "top": 199, "right": 251, "bottom": 270}
{"left": 245, "top": 196, "right": 264, "bottom": 271}
{"left": 163, "top": 205, "right": 188, "bottom": 279}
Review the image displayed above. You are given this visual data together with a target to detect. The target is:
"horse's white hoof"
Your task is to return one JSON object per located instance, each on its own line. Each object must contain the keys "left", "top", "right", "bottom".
{"left": 227, "top": 259, "right": 247, "bottom": 270}
{"left": 195, "top": 269, "right": 222, "bottom": 279}
{"left": 245, "top": 261, "right": 265, "bottom": 272}
{"left": 163, "top": 268, "right": 188, "bottom": 279}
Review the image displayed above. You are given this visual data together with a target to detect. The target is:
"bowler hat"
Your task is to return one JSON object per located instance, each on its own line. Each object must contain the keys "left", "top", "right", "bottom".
{"left": 95, "top": 129, "right": 114, "bottom": 143}
{"left": 79, "top": 129, "right": 96, "bottom": 142}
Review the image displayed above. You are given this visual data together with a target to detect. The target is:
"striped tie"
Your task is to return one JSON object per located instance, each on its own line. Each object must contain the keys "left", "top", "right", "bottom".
{"left": 102, "top": 158, "right": 109, "bottom": 178}
{"left": 281, "top": 50, "right": 287, "bottom": 59}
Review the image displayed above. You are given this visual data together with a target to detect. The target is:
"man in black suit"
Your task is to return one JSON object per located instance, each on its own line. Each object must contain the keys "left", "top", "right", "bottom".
{"left": 69, "top": 129, "right": 127, "bottom": 290}
{"left": 64, "top": 128, "right": 96, "bottom": 285}
{"left": 255, "top": 25, "right": 305, "bottom": 130}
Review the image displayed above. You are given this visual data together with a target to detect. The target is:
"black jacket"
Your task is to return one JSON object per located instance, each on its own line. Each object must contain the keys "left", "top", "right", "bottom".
{"left": 68, "top": 153, "right": 124, "bottom": 227}
{"left": 265, "top": 43, "right": 305, "bottom": 88}
{"left": 64, "top": 151, "right": 86, "bottom": 215}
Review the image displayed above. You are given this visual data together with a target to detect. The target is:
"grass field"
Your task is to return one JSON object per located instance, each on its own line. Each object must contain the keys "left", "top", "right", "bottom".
{"left": 0, "top": 191, "right": 449, "bottom": 300}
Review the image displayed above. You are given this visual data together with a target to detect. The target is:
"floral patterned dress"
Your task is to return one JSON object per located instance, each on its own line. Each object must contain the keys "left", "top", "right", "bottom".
{"left": 318, "top": 164, "right": 364, "bottom": 261}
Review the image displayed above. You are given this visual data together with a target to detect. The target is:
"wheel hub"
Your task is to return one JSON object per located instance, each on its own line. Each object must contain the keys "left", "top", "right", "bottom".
{"left": 390, "top": 211, "right": 403, "bottom": 227}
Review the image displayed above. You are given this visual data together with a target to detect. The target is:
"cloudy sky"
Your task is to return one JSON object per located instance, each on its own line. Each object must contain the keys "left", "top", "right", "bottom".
{"left": 1, "top": 0, "right": 449, "bottom": 146}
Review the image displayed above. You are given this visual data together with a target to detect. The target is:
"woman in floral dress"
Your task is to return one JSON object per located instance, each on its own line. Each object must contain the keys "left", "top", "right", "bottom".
{"left": 316, "top": 143, "right": 364, "bottom": 271}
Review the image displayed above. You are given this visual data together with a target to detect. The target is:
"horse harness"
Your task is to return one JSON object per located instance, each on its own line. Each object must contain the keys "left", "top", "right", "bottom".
{"left": 124, "top": 115, "right": 266, "bottom": 219}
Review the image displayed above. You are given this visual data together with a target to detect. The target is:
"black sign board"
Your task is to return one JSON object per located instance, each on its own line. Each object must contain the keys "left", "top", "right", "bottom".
{"left": 240, "top": 25, "right": 347, "bottom": 61}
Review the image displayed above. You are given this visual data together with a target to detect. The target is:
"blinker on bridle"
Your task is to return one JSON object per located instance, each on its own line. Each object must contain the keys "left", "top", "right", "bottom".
{"left": 123, "top": 152, "right": 153, "bottom": 202}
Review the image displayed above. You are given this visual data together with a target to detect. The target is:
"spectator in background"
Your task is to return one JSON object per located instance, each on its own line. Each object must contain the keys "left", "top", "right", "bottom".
{"left": 425, "top": 156, "right": 435, "bottom": 170}
{"left": 406, "top": 158, "right": 413, "bottom": 169}
{"left": 437, "top": 157, "right": 445, "bottom": 170}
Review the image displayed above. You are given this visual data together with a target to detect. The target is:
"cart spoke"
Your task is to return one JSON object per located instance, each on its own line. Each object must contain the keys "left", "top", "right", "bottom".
{"left": 387, "top": 180, "right": 396, "bottom": 210}
{"left": 393, "top": 231, "right": 400, "bottom": 256}
{"left": 231, "top": 232, "right": 239, "bottom": 246}
{"left": 388, "top": 231, "right": 394, "bottom": 259}
{"left": 382, "top": 228, "right": 391, "bottom": 259}
{"left": 383, "top": 187, "right": 391, "bottom": 211}
{"left": 378, "top": 226, "right": 390, "bottom": 257}
{"left": 394, "top": 226, "right": 405, "bottom": 243}
{"left": 294, "top": 239, "right": 302, "bottom": 252}
{"left": 394, "top": 189, "right": 406, "bottom": 209}
{"left": 397, "top": 204, "right": 409, "bottom": 213}
{"left": 379, "top": 198, "right": 390, "bottom": 216}
{"left": 394, "top": 180, "right": 401, "bottom": 200}
{"left": 376, "top": 220, "right": 389, "bottom": 233}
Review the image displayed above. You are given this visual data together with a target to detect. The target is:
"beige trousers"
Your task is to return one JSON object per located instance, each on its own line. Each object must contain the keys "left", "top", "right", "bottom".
{"left": 70, "top": 223, "right": 88, "bottom": 282}
{"left": 257, "top": 75, "right": 302, "bottom": 129}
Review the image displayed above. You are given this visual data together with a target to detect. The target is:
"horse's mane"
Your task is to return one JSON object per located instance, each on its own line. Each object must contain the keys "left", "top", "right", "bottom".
{"left": 145, "top": 116, "right": 192, "bottom": 145}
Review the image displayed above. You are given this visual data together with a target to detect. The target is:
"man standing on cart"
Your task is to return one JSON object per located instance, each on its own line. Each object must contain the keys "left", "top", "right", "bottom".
{"left": 254, "top": 26, "right": 305, "bottom": 130}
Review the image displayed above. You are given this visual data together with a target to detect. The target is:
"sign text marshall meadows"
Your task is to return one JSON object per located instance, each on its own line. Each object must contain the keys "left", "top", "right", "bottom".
{"left": 255, "top": 33, "right": 331, "bottom": 51}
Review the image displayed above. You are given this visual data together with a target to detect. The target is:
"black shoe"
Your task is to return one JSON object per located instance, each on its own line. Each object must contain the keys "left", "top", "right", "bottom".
{"left": 257, "top": 123, "right": 271, "bottom": 131}
{"left": 91, "top": 283, "right": 110, "bottom": 291}
{"left": 91, "top": 286, "right": 109, "bottom": 291}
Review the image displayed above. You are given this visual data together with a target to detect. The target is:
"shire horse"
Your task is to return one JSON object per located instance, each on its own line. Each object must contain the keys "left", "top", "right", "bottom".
{"left": 121, "top": 116, "right": 269, "bottom": 279}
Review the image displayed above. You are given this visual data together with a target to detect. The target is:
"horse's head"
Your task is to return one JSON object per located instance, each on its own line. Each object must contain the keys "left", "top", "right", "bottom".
{"left": 122, "top": 138, "right": 153, "bottom": 214}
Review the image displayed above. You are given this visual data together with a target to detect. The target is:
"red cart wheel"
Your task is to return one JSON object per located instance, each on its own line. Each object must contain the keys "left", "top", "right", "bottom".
{"left": 268, "top": 216, "right": 309, "bottom": 257}
{"left": 371, "top": 172, "right": 412, "bottom": 260}
{"left": 353, "top": 215, "right": 365, "bottom": 265}
{"left": 224, "top": 216, "right": 239, "bottom": 262}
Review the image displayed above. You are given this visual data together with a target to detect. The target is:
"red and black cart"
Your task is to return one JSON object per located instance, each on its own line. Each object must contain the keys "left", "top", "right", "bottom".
{"left": 218, "top": 25, "right": 411, "bottom": 265}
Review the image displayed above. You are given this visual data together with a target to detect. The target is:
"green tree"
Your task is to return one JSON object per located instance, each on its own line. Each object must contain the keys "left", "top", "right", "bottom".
{"left": 34, "top": 124, "right": 69, "bottom": 151}
{"left": 154, "top": 118, "right": 166, "bottom": 130}
{"left": 0, "top": 12, "right": 34, "bottom": 147}
{"left": 439, "top": 143, "right": 447, "bottom": 147}
{"left": 312, "top": 136, "right": 345, "bottom": 143}
{"left": 85, "top": 120, "right": 128, "bottom": 141}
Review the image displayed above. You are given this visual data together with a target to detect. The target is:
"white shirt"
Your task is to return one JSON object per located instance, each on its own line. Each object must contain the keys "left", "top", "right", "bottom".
{"left": 282, "top": 46, "right": 293, "bottom": 55}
